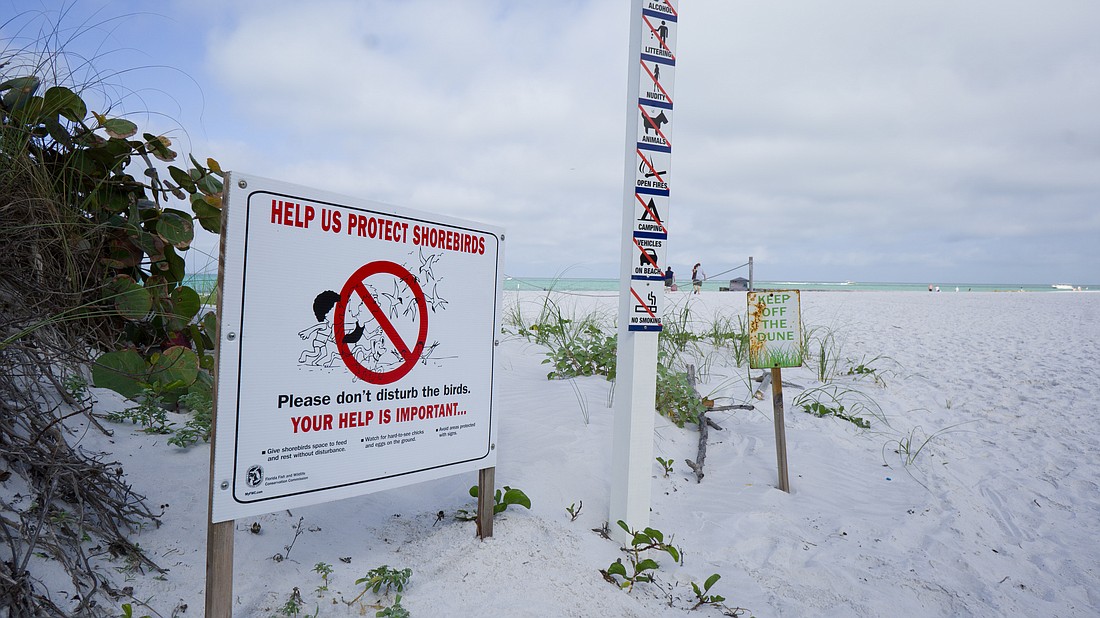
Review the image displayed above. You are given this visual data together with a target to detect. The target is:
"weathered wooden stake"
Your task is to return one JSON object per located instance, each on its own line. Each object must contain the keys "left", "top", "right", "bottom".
{"left": 771, "top": 367, "right": 790, "bottom": 492}
{"left": 205, "top": 518, "right": 234, "bottom": 617}
{"left": 206, "top": 198, "right": 234, "bottom": 617}
{"left": 476, "top": 466, "right": 495, "bottom": 539}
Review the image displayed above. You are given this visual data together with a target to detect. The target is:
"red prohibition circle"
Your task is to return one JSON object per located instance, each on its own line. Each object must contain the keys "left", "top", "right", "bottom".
{"left": 334, "top": 261, "right": 428, "bottom": 384}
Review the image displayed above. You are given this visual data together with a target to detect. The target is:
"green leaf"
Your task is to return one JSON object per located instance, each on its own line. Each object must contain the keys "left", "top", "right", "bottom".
{"left": 616, "top": 520, "right": 631, "bottom": 534}
{"left": 168, "top": 165, "right": 197, "bottom": 192}
{"left": 0, "top": 76, "right": 40, "bottom": 111}
{"left": 501, "top": 487, "right": 531, "bottom": 509}
{"left": 469, "top": 485, "right": 479, "bottom": 498}
{"left": 191, "top": 196, "right": 221, "bottom": 233}
{"left": 106, "top": 275, "right": 152, "bottom": 320}
{"left": 631, "top": 532, "right": 650, "bottom": 547}
{"left": 171, "top": 285, "right": 202, "bottom": 322}
{"left": 43, "top": 85, "right": 86, "bottom": 122}
{"left": 146, "top": 134, "right": 177, "bottom": 162}
{"left": 43, "top": 117, "right": 74, "bottom": 148}
{"left": 149, "top": 346, "right": 199, "bottom": 390}
{"left": 664, "top": 545, "right": 680, "bottom": 563}
{"left": 636, "top": 558, "right": 659, "bottom": 572}
{"left": 643, "top": 527, "right": 664, "bottom": 543}
{"left": 102, "top": 117, "right": 138, "bottom": 139}
{"left": 197, "top": 172, "right": 223, "bottom": 195}
{"left": 92, "top": 349, "right": 148, "bottom": 400}
{"left": 704, "top": 573, "right": 721, "bottom": 592}
{"left": 156, "top": 209, "right": 194, "bottom": 249}
{"left": 606, "top": 560, "right": 626, "bottom": 578}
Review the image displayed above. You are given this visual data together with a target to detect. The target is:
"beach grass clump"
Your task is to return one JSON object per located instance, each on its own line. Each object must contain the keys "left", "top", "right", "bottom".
{"left": 793, "top": 385, "right": 886, "bottom": 429}
{"left": 885, "top": 422, "right": 971, "bottom": 467}
{"left": 804, "top": 325, "right": 843, "bottom": 383}
{"left": 844, "top": 353, "right": 898, "bottom": 387}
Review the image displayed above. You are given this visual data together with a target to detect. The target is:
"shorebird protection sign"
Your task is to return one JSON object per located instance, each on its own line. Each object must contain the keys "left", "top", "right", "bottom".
{"left": 211, "top": 173, "right": 504, "bottom": 522}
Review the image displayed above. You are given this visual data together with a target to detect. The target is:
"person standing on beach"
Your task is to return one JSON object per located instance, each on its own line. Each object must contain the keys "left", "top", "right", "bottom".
{"left": 664, "top": 266, "right": 675, "bottom": 289}
{"left": 692, "top": 263, "right": 705, "bottom": 294}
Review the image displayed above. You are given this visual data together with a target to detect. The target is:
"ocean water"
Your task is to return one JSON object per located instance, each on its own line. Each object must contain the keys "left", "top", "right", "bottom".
{"left": 183, "top": 273, "right": 1092, "bottom": 295}
{"left": 500, "top": 277, "right": 1092, "bottom": 294}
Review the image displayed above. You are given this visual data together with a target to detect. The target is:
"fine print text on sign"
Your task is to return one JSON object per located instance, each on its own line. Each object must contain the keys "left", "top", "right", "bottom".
{"left": 212, "top": 173, "right": 503, "bottom": 522}
{"left": 748, "top": 290, "right": 803, "bottom": 369}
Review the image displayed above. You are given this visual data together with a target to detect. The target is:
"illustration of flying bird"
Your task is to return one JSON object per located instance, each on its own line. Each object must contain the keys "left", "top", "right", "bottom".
{"left": 418, "top": 247, "right": 440, "bottom": 282}
{"left": 427, "top": 283, "right": 448, "bottom": 313}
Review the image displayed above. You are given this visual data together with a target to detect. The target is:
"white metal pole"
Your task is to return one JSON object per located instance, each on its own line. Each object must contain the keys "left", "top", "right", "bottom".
{"left": 610, "top": 0, "right": 678, "bottom": 542}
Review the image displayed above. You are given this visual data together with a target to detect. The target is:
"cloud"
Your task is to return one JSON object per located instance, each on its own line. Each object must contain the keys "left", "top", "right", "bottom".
{"left": 185, "top": 0, "right": 1100, "bottom": 282}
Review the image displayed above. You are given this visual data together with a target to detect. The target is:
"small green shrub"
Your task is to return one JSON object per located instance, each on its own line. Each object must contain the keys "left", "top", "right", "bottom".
{"left": 691, "top": 573, "right": 726, "bottom": 610}
{"left": 107, "top": 388, "right": 173, "bottom": 434}
{"left": 313, "top": 561, "right": 333, "bottom": 596}
{"left": 543, "top": 323, "right": 617, "bottom": 380}
{"left": 168, "top": 388, "right": 212, "bottom": 447}
{"left": 457, "top": 484, "right": 532, "bottom": 520}
{"left": 376, "top": 594, "right": 409, "bottom": 618}
{"left": 655, "top": 364, "right": 705, "bottom": 427}
{"left": 603, "top": 520, "right": 683, "bottom": 592}
{"left": 800, "top": 401, "right": 870, "bottom": 429}
{"left": 655, "top": 457, "right": 674, "bottom": 477}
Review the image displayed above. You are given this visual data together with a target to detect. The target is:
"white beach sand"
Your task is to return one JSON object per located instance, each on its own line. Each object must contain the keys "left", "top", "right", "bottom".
{"left": 65, "top": 290, "right": 1099, "bottom": 616}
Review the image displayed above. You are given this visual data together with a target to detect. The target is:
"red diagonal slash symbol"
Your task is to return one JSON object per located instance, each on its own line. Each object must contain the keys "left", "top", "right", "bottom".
{"left": 642, "top": 59, "right": 673, "bottom": 102}
{"left": 633, "top": 237, "right": 660, "bottom": 270}
{"left": 639, "top": 105, "right": 672, "bottom": 148}
{"left": 642, "top": 15, "right": 676, "bottom": 61}
{"left": 635, "top": 193, "right": 669, "bottom": 235}
{"left": 636, "top": 148, "right": 666, "bottom": 184}
{"left": 631, "top": 287, "right": 659, "bottom": 320}
{"left": 335, "top": 261, "right": 428, "bottom": 384}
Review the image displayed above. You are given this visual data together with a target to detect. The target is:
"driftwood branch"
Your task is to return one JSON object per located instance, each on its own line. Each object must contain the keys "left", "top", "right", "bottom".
{"left": 684, "top": 365, "right": 715, "bottom": 483}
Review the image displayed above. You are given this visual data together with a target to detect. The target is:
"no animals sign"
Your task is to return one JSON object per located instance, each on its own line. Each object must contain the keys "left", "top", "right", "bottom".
{"left": 211, "top": 173, "right": 503, "bottom": 522}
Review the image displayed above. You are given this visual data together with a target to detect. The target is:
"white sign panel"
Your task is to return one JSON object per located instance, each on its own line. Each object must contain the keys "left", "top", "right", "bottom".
{"left": 625, "top": 0, "right": 678, "bottom": 331}
{"left": 628, "top": 280, "right": 663, "bottom": 331}
{"left": 212, "top": 173, "right": 503, "bottom": 522}
{"left": 748, "top": 290, "right": 803, "bottom": 369}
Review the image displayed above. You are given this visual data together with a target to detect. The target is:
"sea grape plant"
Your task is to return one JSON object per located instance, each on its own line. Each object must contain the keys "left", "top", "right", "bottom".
{"left": 1, "top": 74, "right": 223, "bottom": 405}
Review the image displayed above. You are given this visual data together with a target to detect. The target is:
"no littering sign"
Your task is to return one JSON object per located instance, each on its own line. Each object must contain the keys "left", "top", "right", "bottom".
{"left": 211, "top": 173, "right": 503, "bottom": 522}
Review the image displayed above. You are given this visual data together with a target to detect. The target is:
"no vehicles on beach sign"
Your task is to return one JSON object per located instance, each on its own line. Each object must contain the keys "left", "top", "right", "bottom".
{"left": 211, "top": 173, "right": 503, "bottom": 522}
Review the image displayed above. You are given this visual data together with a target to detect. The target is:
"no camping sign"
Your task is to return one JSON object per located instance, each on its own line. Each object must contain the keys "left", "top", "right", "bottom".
{"left": 211, "top": 173, "right": 503, "bottom": 522}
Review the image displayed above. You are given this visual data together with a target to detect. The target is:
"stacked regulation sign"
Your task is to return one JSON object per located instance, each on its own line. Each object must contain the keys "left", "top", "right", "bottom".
{"left": 211, "top": 174, "right": 503, "bottom": 522}
{"left": 628, "top": 0, "right": 678, "bottom": 331}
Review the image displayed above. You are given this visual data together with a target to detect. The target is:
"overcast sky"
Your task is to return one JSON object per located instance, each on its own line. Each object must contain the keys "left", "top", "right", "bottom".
{"left": 5, "top": 0, "right": 1098, "bottom": 284}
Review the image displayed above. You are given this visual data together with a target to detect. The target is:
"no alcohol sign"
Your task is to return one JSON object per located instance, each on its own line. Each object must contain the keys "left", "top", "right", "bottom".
{"left": 211, "top": 173, "right": 504, "bottom": 522}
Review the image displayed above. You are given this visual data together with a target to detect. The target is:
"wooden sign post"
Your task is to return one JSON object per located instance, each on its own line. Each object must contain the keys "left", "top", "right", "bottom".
{"left": 770, "top": 367, "right": 790, "bottom": 492}
{"left": 748, "top": 291, "right": 802, "bottom": 493}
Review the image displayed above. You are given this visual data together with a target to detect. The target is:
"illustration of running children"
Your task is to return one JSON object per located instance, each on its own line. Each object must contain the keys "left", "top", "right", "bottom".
{"left": 299, "top": 287, "right": 382, "bottom": 368}
{"left": 298, "top": 290, "right": 340, "bottom": 365}
{"left": 298, "top": 253, "right": 451, "bottom": 374}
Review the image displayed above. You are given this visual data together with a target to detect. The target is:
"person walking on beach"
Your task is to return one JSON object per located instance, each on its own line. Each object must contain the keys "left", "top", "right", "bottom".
{"left": 691, "top": 263, "right": 705, "bottom": 294}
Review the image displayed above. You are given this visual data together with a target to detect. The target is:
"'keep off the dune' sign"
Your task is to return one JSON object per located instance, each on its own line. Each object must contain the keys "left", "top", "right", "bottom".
{"left": 748, "top": 291, "right": 803, "bottom": 369}
{"left": 211, "top": 173, "right": 503, "bottom": 522}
